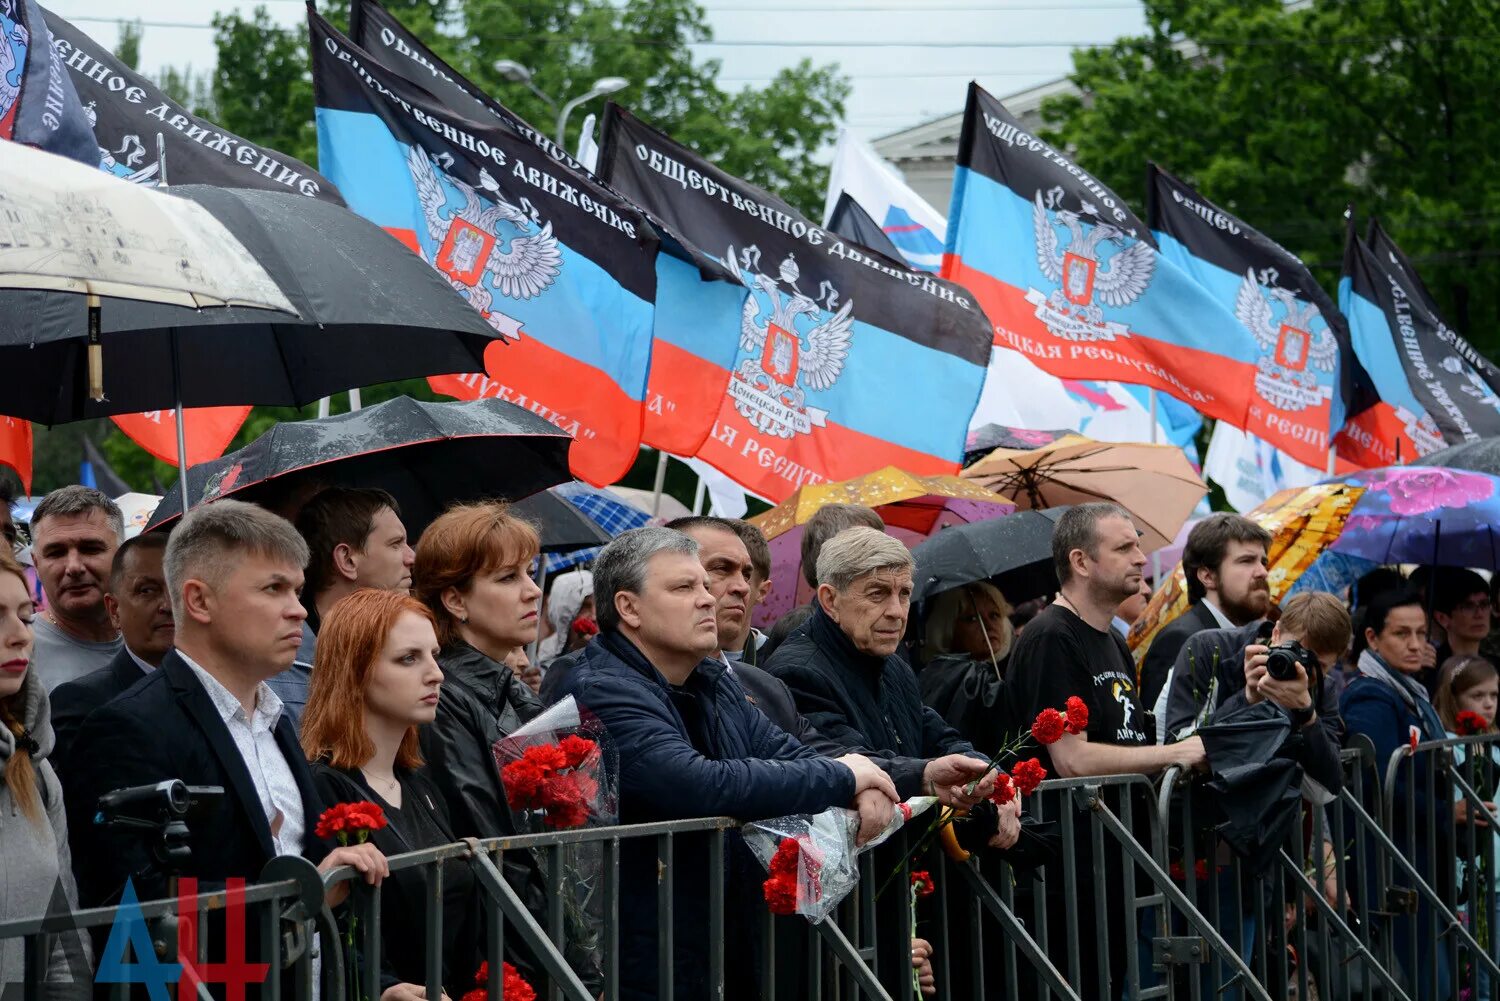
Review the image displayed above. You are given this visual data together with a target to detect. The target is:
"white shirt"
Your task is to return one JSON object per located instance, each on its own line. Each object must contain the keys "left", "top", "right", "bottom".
{"left": 180, "top": 652, "right": 306, "bottom": 858}
{"left": 125, "top": 646, "right": 157, "bottom": 676}
{"left": 1201, "top": 598, "right": 1235, "bottom": 630}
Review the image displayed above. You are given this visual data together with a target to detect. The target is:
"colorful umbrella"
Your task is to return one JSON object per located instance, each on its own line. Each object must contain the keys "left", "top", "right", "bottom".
{"left": 1330, "top": 466, "right": 1500, "bottom": 567}
{"left": 749, "top": 467, "right": 1016, "bottom": 628}
{"left": 1127, "top": 483, "right": 1365, "bottom": 666}
{"left": 962, "top": 433, "right": 1207, "bottom": 552}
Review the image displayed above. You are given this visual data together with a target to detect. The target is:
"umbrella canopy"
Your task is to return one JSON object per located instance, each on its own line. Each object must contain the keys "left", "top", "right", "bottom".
{"left": 509, "top": 490, "right": 613, "bottom": 555}
{"left": 1128, "top": 483, "right": 1365, "bottom": 665}
{"left": 962, "top": 423, "right": 1074, "bottom": 467}
{"left": 1411, "top": 438, "right": 1500, "bottom": 476}
{"left": 1330, "top": 466, "right": 1500, "bottom": 567}
{"left": 0, "top": 141, "right": 293, "bottom": 313}
{"left": 750, "top": 468, "right": 1016, "bottom": 629}
{"left": 539, "top": 483, "right": 662, "bottom": 574}
{"left": 607, "top": 486, "right": 692, "bottom": 522}
{"left": 752, "top": 466, "right": 1016, "bottom": 541}
{"left": 114, "top": 493, "right": 163, "bottom": 539}
{"left": 910, "top": 508, "right": 1069, "bottom": 605}
{"left": 0, "top": 185, "right": 501, "bottom": 424}
{"left": 963, "top": 433, "right": 1207, "bottom": 553}
{"left": 144, "top": 396, "right": 571, "bottom": 538}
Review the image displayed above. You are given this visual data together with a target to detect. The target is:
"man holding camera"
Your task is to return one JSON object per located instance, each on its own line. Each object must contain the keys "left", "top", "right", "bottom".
{"left": 1161, "top": 591, "right": 1349, "bottom": 792}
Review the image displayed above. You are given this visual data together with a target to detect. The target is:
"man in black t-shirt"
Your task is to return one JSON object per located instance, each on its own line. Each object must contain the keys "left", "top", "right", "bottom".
{"left": 1004, "top": 502, "right": 1206, "bottom": 998}
{"left": 1005, "top": 503, "right": 1207, "bottom": 777}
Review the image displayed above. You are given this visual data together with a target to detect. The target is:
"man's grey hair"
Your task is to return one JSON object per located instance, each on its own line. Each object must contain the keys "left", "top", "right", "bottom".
{"left": 592, "top": 526, "right": 699, "bottom": 633}
{"left": 1051, "top": 502, "right": 1134, "bottom": 586}
{"left": 816, "top": 527, "right": 913, "bottom": 593}
{"left": 31, "top": 485, "right": 124, "bottom": 541}
{"left": 164, "top": 500, "right": 309, "bottom": 620}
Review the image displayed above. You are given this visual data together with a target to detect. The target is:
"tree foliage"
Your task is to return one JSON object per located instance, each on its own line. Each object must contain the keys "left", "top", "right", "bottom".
{"left": 1040, "top": 0, "right": 1500, "bottom": 357}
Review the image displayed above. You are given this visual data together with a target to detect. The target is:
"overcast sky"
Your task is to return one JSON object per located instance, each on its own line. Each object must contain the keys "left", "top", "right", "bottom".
{"left": 49, "top": 0, "right": 1147, "bottom": 144}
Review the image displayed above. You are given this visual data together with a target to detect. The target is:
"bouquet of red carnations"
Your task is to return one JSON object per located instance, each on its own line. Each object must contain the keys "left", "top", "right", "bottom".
{"left": 743, "top": 796, "right": 938, "bottom": 923}
{"left": 493, "top": 696, "right": 616, "bottom": 831}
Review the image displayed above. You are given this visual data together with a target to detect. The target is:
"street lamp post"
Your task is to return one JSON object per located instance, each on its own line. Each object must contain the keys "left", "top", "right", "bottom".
{"left": 491, "top": 60, "right": 629, "bottom": 147}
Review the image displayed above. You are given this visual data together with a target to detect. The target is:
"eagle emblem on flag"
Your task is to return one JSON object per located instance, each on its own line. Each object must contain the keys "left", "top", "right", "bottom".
{"left": 727, "top": 246, "right": 852, "bottom": 439}
{"left": 1233, "top": 269, "right": 1336, "bottom": 414}
{"left": 408, "top": 147, "right": 562, "bottom": 341}
{"left": 1027, "top": 189, "right": 1154, "bottom": 342}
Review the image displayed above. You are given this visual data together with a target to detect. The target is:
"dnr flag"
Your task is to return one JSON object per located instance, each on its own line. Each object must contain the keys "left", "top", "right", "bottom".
{"left": 1, "top": 0, "right": 95, "bottom": 165}
{"left": 946, "top": 83, "right": 1309, "bottom": 449}
{"left": 1337, "top": 217, "right": 1500, "bottom": 464}
{"left": 599, "top": 104, "right": 992, "bottom": 502}
{"left": 1146, "top": 164, "right": 1370, "bottom": 468}
{"left": 351, "top": 0, "right": 745, "bottom": 458}
{"left": 44, "top": 6, "right": 340, "bottom": 201}
{"left": 311, "top": 11, "right": 657, "bottom": 485}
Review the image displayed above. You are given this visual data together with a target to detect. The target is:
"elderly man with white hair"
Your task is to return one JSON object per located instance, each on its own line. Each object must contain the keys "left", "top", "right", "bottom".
{"left": 767, "top": 527, "right": 1019, "bottom": 836}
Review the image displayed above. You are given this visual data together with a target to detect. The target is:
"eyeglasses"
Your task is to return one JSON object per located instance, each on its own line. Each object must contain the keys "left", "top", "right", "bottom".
{"left": 1453, "top": 599, "right": 1494, "bottom": 615}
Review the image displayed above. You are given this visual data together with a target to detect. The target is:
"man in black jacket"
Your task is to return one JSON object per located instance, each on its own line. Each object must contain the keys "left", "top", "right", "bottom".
{"left": 1138, "top": 512, "right": 1273, "bottom": 712}
{"left": 1162, "top": 591, "right": 1348, "bottom": 792}
{"left": 52, "top": 533, "right": 174, "bottom": 760}
{"left": 64, "top": 500, "right": 389, "bottom": 913}
{"left": 767, "top": 527, "right": 1009, "bottom": 815}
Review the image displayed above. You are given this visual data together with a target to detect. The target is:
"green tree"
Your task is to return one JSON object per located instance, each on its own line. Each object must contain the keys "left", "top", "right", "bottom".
{"left": 113, "top": 19, "right": 142, "bottom": 70}
{"left": 1040, "top": 0, "right": 1500, "bottom": 357}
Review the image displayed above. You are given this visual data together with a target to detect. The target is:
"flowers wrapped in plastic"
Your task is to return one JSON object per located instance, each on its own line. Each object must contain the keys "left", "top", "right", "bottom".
{"left": 743, "top": 796, "right": 937, "bottom": 923}
{"left": 493, "top": 697, "right": 616, "bottom": 984}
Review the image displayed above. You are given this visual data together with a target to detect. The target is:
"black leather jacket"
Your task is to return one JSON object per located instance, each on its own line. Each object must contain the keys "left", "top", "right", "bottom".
{"left": 421, "top": 641, "right": 545, "bottom": 838}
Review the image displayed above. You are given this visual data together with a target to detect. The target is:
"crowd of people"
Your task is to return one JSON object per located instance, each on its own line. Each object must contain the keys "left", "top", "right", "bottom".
{"left": 0, "top": 480, "right": 1496, "bottom": 999}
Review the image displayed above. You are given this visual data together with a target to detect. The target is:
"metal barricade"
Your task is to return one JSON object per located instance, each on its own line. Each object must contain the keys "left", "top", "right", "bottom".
{"left": 1380, "top": 731, "right": 1500, "bottom": 1001}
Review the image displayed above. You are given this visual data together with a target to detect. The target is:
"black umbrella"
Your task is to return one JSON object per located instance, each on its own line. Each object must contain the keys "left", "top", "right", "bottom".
{"left": 510, "top": 491, "right": 612, "bottom": 553}
{"left": 910, "top": 508, "right": 1069, "bottom": 604}
{"left": 0, "top": 185, "right": 500, "bottom": 424}
{"left": 1193, "top": 702, "right": 1300, "bottom": 874}
{"left": 145, "top": 396, "right": 571, "bottom": 539}
{"left": 1411, "top": 438, "right": 1500, "bottom": 475}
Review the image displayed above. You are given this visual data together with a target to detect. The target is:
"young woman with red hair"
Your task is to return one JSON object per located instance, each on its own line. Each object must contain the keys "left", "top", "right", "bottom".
{"left": 301, "top": 588, "right": 478, "bottom": 996}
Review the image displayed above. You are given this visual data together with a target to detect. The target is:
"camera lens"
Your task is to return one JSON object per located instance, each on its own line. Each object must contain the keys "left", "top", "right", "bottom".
{"left": 164, "top": 780, "right": 189, "bottom": 814}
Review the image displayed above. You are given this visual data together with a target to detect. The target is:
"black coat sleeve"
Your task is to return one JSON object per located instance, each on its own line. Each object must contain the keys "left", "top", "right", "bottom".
{"left": 1140, "top": 618, "right": 1192, "bottom": 712}
{"left": 419, "top": 699, "right": 513, "bottom": 839}
{"left": 63, "top": 704, "right": 181, "bottom": 905}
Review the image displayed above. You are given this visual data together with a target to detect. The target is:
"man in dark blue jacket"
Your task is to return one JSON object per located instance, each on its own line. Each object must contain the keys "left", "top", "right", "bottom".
{"left": 552, "top": 526, "right": 896, "bottom": 1001}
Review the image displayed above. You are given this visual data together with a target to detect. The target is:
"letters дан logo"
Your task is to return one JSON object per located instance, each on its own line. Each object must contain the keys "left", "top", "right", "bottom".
{"left": 1027, "top": 186, "right": 1154, "bottom": 343}
{"left": 726, "top": 244, "right": 852, "bottom": 440}
{"left": 1232, "top": 268, "right": 1336, "bottom": 414}
{"left": 408, "top": 146, "right": 561, "bottom": 342}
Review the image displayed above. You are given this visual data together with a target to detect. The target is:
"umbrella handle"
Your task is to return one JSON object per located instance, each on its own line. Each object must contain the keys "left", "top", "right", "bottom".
{"left": 87, "top": 294, "right": 104, "bottom": 402}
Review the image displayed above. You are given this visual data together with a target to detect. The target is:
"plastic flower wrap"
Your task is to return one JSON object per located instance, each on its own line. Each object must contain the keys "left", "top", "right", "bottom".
{"left": 492, "top": 696, "right": 615, "bottom": 983}
{"left": 743, "top": 796, "right": 937, "bottom": 923}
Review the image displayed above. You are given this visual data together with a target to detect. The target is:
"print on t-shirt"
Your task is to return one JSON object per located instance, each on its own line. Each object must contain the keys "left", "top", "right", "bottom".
{"left": 1095, "top": 668, "right": 1148, "bottom": 744}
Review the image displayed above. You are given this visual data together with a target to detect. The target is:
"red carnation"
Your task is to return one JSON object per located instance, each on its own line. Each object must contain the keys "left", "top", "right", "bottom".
{"left": 525, "top": 743, "right": 569, "bottom": 772}
{"left": 315, "top": 801, "right": 386, "bottom": 843}
{"left": 910, "top": 871, "right": 936, "bottom": 898}
{"left": 1011, "top": 758, "right": 1047, "bottom": 796}
{"left": 989, "top": 772, "right": 1016, "bottom": 806}
{"left": 1408, "top": 726, "right": 1421, "bottom": 752}
{"left": 501, "top": 759, "right": 547, "bottom": 809}
{"left": 764, "top": 874, "right": 798, "bottom": 915}
{"left": 1064, "top": 696, "right": 1089, "bottom": 735}
{"left": 1194, "top": 859, "right": 1210, "bottom": 881}
{"left": 558, "top": 734, "right": 596, "bottom": 769}
{"left": 768, "top": 837, "right": 801, "bottom": 877}
{"left": 1169, "top": 860, "right": 1186, "bottom": 881}
{"left": 1030, "top": 708, "right": 1067, "bottom": 745}
{"left": 1457, "top": 710, "right": 1490, "bottom": 736}
{"left": 465, "top": 961, "right": 535, "bottom": 1001}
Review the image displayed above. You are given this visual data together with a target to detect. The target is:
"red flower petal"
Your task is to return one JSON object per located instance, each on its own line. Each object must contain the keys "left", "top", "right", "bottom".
{"left": 1030, "top": 708, "right": 1067, "bottom": 745}
{"left": 1011, "top": 758, "right": 1047, "bottom": 796}
{"left": 1064, "top": 695, "right": 1089, "bottom": 735}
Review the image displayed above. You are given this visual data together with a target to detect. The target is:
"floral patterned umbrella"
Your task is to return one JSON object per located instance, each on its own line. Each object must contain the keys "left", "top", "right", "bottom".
{"left": 1127, "top": 483, "right": 1366, "bottom": 667}
{"left": 1330, "top": 466, "right": 1500, "bottom": 567}
{"left": 749, "top": 467, "right": 1015, "bottom": 628}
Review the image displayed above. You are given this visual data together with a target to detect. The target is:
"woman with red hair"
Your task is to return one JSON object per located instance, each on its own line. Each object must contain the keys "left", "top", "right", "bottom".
{"left": 411, "top": 502, "right": 544, "bottom": 839}
{"left": 301, "top": 588, "right": 478, "bottom": 996}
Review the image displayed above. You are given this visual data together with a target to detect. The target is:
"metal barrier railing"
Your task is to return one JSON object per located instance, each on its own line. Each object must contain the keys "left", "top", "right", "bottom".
{"left": 26, "top": 743, "right": 1492, "bottom": 1001}
{"left": 1379, "top": 731, "right": 1500, "bottom": 1001}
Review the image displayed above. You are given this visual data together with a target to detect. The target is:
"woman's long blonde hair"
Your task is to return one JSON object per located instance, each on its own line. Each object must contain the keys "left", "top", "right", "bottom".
{"left": 0, "top": 549, "right": 42, "bottom": 823}
{"left": 922, "top": 581, "right": 1014, "bottom": 665}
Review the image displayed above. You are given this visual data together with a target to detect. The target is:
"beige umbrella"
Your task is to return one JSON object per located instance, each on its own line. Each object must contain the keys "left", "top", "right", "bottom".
{"left": 961, "top": 433, "right": 1208, "bottom": 552}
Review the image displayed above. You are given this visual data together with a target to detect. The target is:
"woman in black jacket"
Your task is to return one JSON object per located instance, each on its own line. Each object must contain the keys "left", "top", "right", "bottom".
{"left": 917, "top": 581, "right": 1015, "bottom": 754}
{"left": 302, "top": 588, "right": 480, "bottom": 995}
{"left": 410, "top": 502, "right": 546, "bottom": 839}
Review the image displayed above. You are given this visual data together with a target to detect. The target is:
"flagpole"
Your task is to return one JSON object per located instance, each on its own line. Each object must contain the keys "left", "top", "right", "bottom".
{"left": 156, "top": 133, "right": 193, "bottom": 516}
{"left": 1148, "top": 390, "right": 1161, "bottom": 585}
{"left": 649, "top": 450, "right": 669, "bottom": 517}
{"left": 692, "top": 473, "right": 707, "bottom": 516}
